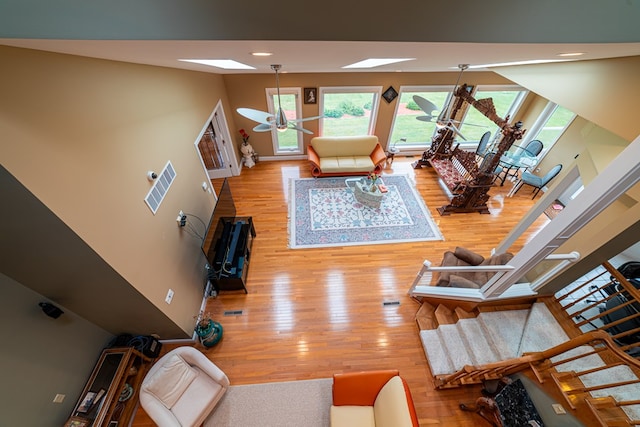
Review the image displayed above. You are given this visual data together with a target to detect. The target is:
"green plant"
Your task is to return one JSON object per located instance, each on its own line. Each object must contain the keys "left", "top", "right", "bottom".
{"left": 363, "top": 101, "right": 372, "bottom": 110}
{"left": 324, "top": 108, "right": 344, "bottom": 118}
{"left": 339, "top": 100, "right": 364, "bottom": 117}
{"left": 405, "top": 100, "right": 421, "bottom": 111}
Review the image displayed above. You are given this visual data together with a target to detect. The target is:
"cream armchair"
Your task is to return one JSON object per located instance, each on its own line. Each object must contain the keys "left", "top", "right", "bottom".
{"left": 139, "top": 346, "right": 229, "bottom": 427}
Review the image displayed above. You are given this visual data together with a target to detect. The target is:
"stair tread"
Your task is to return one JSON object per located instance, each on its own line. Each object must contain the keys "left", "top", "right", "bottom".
{"left": 438, "top": 324, "right": 475, "bottom": 371}
{"left": 478, "top": 309, "right": 529, "bottom": 359}
{"left": 519, "top": 302, "right": 570, "bottom": 354}
{"left": 457, "top": 318, "right": 501, "bottom": 365}
{"left": 420, "top": 329, "right": 453, "bottom": 376}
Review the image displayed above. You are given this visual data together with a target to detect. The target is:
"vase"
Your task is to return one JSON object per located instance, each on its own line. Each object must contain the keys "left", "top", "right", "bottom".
{"left": 195, "top": 319, "right": 224, "bottom": 347}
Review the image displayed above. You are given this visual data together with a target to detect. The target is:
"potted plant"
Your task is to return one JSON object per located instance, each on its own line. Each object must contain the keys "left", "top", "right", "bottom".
{"left": 194, "top": 311, "right": 223, "bottom": 347}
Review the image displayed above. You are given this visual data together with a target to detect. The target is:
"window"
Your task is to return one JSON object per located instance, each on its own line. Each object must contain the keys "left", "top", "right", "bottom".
{"left": 266, "top": 87, "right": 303, "bottom": 154}
{"left": 459, "top": 85, "right": 527, "bottom": 144}
{"left": 522, "top": 102, "right": 576, "bottom": 156}
{"left": 388, "top": 85, "right": 527, "bottom": 150}
{"left": 388, "top": 86, "right": 452, "bottom": 148}
{"left": 319, "top": 86, "right": 382, "bottom": 136}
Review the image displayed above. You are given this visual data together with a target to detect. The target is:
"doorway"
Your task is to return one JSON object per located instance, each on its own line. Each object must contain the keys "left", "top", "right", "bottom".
{"left": 195, "top": 102, "right": 238, "bottom": 181}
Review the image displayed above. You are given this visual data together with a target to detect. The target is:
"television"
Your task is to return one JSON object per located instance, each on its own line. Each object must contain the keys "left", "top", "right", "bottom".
{"left": 201, "top": 178, "right": 236, "bottom": 268}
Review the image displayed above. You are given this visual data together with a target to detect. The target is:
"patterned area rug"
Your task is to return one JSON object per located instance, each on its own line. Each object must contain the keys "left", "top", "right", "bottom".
{"left": 288, "top": 174, "right": 443, "bottom": 249}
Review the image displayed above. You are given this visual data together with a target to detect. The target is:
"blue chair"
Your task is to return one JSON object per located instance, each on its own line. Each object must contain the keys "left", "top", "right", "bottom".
{"left": 475, "top": 131, "right": 491, "bottom": 159}
{"left": 513, "top": 164, "right": 563, "bottom": 199}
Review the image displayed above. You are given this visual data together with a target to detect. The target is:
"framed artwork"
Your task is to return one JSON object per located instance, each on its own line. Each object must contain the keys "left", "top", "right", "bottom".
{"left": 77, "top": 391, "right": 97, "bottom": 413}
{"left": 382, "top": 86, "right": 398, "bottom": 103}
{"left": 304, "top": 87, "right": 317, "bottom": 104}
{"left": 64, "top": 416, "right": 90, "bottom": 427}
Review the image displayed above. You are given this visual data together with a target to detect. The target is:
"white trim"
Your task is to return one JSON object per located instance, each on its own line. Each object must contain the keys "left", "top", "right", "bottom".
{"left": 266, "top": 87, "right": 304, "bottom": 155}
{"left": 318, "top": 86, "right": 382, "bottom": 136}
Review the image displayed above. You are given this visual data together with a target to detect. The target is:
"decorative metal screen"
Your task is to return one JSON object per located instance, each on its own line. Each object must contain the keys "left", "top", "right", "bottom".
{"left": 144, "top": 161, "right": 176, "bottom": 214}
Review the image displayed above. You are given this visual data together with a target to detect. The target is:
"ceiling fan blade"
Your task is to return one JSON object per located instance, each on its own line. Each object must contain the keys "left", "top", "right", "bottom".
{"left": 448, "top": 123, "right": 467, "bottom": 141}
{"left": 412, "top": 95, "right": 440, "bottom": 117}
{"left": 237, "top": 108, "right": 273, "bottom": 124}
{"left": 289, "top": 124, "right": 314, "bottom": 134}
{"left": 252, "top": 123, "right": 273, "bottom": 132}
{"left": 416, "top": 115, "right": 436, "bottom": 123}
{"left": 290, "top": 115, "right": 324, "bottom": 123}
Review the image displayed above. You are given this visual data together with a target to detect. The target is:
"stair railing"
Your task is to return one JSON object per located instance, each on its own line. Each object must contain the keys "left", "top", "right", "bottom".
{"left": 435, "top": 330, "right": 640, "bottom": 389}
{"left": 555, "top": 261, "right": 640, "bottom": 357}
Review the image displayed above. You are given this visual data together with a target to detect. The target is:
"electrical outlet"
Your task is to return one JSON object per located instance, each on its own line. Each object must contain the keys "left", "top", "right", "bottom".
{"left": 165, "top": 289, "right": 174, "bottom": 304}
{"left": 176, "top": 210, "right": 186, "bottom": 226}
{"left": 552, "top": 403, "right": 566, "bottom": 414}
{"left": 53, "top": 394, "right": 65, "bottom": 403}
{"left": 202, "top": 182, "right": 208, "bottom": 191}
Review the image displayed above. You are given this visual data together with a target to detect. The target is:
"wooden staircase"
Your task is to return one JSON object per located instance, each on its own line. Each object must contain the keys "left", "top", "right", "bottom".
{"left": 415, "top": 288, "right": 640, "bottom": 425}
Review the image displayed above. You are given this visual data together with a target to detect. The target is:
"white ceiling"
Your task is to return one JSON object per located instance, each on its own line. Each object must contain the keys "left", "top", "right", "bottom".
{"left": 2, "top": 39, "right": 640, "bottom": 74}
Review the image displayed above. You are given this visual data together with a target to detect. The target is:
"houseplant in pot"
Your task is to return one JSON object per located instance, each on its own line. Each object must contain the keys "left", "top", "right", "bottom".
{"left": 194, "top": 311, "right": 223, "bottom": 347}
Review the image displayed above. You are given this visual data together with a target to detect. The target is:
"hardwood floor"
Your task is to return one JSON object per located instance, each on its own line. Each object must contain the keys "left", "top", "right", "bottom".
{"left": 133, "top": 156, "right": 554, "bottom": 426}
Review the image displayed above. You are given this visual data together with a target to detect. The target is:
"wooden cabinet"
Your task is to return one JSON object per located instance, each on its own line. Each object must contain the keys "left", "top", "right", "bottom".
{"left": 65, "top": 347, "right": 150, "bottom": 427}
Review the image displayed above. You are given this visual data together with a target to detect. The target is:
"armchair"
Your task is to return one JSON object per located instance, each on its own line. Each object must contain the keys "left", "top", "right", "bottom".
{"left": 512, "top": 163, "right": 562, "bottom": 199}
{"left": 139, "top": 346, "right": 229, "bottom": 427}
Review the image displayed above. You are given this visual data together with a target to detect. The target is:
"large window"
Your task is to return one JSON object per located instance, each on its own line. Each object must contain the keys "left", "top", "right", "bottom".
{"left": 522, "top": 102, "right": 576, "bottom": 156}
{"left": 388, "top": 86, "right": 452, "bottom": 148}
{"left": 319, "top": 86, "right": 382, "bottom": 136}
{"left": 459, "top": 85, "right": 527, "bottom": 143}
{"left": 388, "top": 85, "right": 526, "bottom": 150}
{"left": 266, "top": 87, "right": 303, "bottom": 155}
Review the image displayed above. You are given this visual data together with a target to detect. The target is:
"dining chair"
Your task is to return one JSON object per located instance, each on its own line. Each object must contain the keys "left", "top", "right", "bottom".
{"left": 475, "top": 131, "right": 492, "bottom": 160}
{"left": 512, "top": 164, "right": 563, "bottom": 199}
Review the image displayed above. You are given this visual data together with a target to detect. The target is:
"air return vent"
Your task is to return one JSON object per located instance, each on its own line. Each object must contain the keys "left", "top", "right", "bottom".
{"left": 144, "top": 161, "right": 176, "bottom": 214}
{"left": 224, "top": 310, "right": 244, "bottom": 316}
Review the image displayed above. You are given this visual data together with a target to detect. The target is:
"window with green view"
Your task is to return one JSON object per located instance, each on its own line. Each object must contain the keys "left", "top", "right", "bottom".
{"left": 267, "top": 88, "right": 303, "bottom": 154}
{"left": 319, "top": 87, "right": 382, "bottom": 136}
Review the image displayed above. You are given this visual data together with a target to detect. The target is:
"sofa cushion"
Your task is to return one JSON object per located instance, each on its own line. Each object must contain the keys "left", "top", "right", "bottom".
{"left": 142, "top": 353, "right": 197, "bottom": 409}
{"left": 373, "top": 376, "right": 414, "bottom": 427}
{"left": 311, "top": 136, "right": 379, "bottom": 158}
{"left": 330, "top": 405, "right": 375, "bottom": 427}
{"left": 454, "top": 247, "right": 484, "bottom": 265}
{"left": 320, "top": 156, "right": 374, "bottom": 172}
{"left": 489, "top": 252, "right": 514, "bottom": 265}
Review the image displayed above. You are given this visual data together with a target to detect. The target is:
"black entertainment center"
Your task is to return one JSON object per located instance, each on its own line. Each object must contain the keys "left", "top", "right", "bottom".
{"left": 202, "top": 179, "right": 255, "bottom": 293}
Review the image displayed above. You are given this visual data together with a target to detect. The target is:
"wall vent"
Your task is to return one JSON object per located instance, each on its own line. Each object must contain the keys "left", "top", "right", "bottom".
{"left": 144, "top": 161, "right": 176, "bottom": 214}
{"left": 224, "top": 310, "right": 244, "bottom": 316}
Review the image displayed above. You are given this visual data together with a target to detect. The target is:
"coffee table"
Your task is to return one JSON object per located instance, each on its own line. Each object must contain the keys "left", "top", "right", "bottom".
{"left": 345, "top": 177, "right": 386, "bottom": 209}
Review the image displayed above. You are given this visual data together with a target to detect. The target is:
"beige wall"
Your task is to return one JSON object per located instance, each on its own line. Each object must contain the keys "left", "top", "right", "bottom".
{"left": 495, "top": 56, "right": 640, "bottom": 142}
{"left": 0, "top": 46, "right": 230, "bottom": 335}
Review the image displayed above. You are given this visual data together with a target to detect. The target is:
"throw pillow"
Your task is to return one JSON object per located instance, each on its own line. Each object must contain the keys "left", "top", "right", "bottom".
{"left": 454, "top": 247, "right": 485, "bottom": 266}
{"left": 448, "top": 274, "right": 481, "bottom": 289}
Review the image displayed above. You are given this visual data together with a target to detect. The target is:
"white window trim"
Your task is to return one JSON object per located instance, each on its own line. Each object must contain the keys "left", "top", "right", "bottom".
{"left": 318, "top": 86, "right": 382, "bottom": 136}
{"left": 265, "top": 87, "right": 303, "bottom": 155}
{"left": 520, "top": 101, "right": 577, "bottom": 162}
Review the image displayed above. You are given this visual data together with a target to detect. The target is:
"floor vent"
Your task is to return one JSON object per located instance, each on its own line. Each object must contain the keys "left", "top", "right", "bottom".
{"left": 383, "top": 300, "right": 400, "bottom": 306}
{"left": 224, "top": 310, "right": 244, "bottom": 316}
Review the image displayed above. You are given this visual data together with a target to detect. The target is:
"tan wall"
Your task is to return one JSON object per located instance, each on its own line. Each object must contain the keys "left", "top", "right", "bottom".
{"left": 495, "top": 56, "right": 640, "bottom": 142}
{"left": 224, "top": 71, "right": 515, "bottom": 156}
{"left": 0, "top": 46, "right": 230, "bottom": 334}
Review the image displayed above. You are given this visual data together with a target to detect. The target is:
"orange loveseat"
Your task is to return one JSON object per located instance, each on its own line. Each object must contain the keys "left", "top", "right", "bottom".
{"left": 330, "top": 370, "right": 419, "bottom": 427}
{"left": 307, "top": 135, "right": 386, "bottom": 177}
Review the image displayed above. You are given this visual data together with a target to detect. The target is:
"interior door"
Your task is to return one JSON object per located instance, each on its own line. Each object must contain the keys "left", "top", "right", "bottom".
{"left": 197, "top": 114, "right": 233, "bottom": 179}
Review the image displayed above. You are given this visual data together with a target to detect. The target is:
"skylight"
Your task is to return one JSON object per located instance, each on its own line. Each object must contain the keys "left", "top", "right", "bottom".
{"left": 178, "top": 59, "right": 256, "bottom": 70}
{"left": 342, "top": 58, "right": 415, "bottom": 69}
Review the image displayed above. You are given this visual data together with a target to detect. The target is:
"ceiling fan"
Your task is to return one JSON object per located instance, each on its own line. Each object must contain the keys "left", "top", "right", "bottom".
{"left": 412, "top": 64, "right": 484, "bottom": 141}
{"left": 237, "top": 64, "right": 322, "bottom": 135}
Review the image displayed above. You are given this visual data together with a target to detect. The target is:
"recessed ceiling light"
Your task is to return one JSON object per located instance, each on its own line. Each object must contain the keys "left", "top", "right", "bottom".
{"left": 342, "top": 58, "right": 415, "bottom": 69}
{"left": 251, "top": 52, "right": 273, "bottom": 57}
{"left": 467, "top": 59, "right": 569, "bottom": 69}
{"left": 178, "top": 59, "right": 256, "bottom": 70}
{"left": 557, "top": 52, "right": 585, "bottom": 57}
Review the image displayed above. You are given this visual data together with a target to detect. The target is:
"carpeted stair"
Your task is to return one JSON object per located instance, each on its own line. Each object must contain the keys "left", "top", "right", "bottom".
{"left": 418, "top": 301, "right": 640, "bottom": 422}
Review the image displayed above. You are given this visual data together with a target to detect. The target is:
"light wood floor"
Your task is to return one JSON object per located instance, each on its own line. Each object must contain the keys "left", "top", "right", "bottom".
{"left": 133, "top": 156, "right": 557, "bottom": 426}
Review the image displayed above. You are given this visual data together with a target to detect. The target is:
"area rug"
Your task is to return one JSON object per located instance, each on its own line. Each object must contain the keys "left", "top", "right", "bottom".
{"left": 204, "top": 378, "right": 332, "bottom": 427}
{"left": 289, "top": 174, "right": 443, "bottom": 248}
